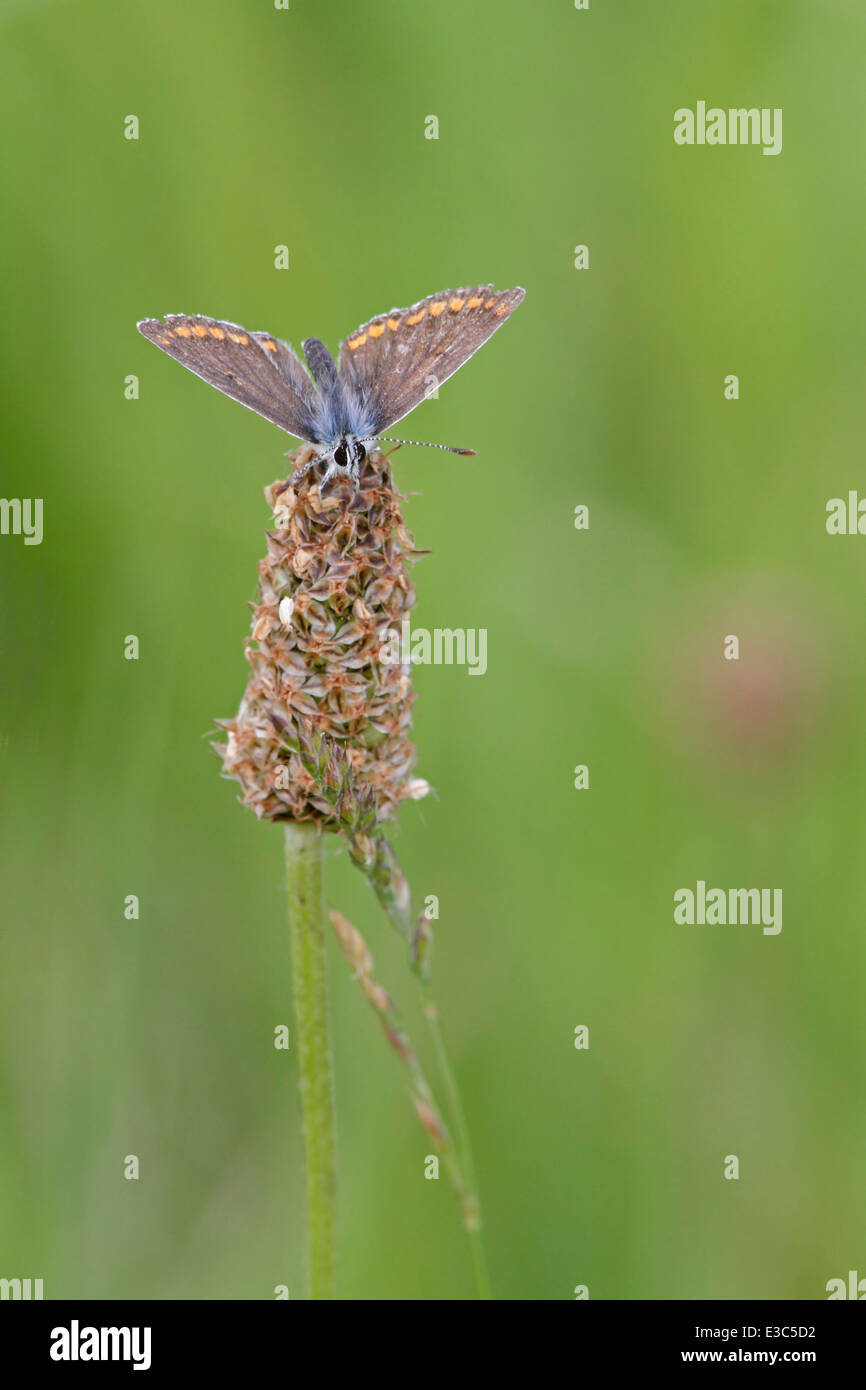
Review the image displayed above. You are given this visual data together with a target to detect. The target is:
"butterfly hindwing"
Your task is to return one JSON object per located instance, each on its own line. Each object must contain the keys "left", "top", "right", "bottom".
{"left": 337, "top": 286, "right": 525, "bottom": 435}
{"left": 137, "top": 314, "right": 322, "bottom": 442}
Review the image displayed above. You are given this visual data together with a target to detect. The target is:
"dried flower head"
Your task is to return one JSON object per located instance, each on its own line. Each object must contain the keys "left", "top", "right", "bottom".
{"left": 215, "top": 445, "right": 427, "bottom": 826}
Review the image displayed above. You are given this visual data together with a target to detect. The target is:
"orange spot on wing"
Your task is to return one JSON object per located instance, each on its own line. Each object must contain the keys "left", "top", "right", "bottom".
{"left": 262, "top": 339, "right": 277, "bottom": 351}
{"left": 494, "top": 304, "right": 508, "bottom": 315}
{"left": 387, "top": 318, "right": 400, "bottom": 330}
{"left": 368, "top": 322, "right": 385, "bottom": 338}
{"left": 229, "top": 333, "right": 249, "bottom": 345}
{"left": 192, "top": 324, "right": 208, "bottom": 337}
{"left": 407, "top": 310, "right": 426, "bottom": 325}
{"left": 484, "top": 298, "right": 496, "bottom": 309}
{"left": 467, "top": 296, "right": 483, "bottom": 308}
{"left": 174, "top": 326, "right": 192, "bottom": 338}
{"left": 209, "top": 326, "right": 226, "bottom": 339}
{"left": 429, "top": 302, "right": 446, "bottom": 316}
{"left": 348, "top": 333, "right": 367, "bottom": 350}
{"left": 157, "top": 335, "right": 171, "bottom": 345}
{"left": 449, "top": 297, "right": 465, "bottom": 311}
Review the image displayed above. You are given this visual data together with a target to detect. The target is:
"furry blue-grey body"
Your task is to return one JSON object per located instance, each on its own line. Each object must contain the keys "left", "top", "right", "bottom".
{"left": 300, "top": 337, "right": 377, "bottom": 481}
{"left": 137, "top": 285, "right": 525, "bottom": 485}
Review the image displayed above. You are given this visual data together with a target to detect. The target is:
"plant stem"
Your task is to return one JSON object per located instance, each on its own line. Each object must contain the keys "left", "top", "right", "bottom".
{"left": 279, "top": 734, "right": 491, "bottom": 1297}
{"left": 284, "top": 821, "right": 337, "bottom": 1300}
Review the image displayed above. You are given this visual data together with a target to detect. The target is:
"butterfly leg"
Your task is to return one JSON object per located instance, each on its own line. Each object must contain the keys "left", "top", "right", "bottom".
{"left": 288, "top": 449, "right": 330, "bottom": 487}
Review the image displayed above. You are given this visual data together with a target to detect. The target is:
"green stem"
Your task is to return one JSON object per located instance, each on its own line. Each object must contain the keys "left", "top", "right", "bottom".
{"left": 284, "top": 822, "right": 337, "bottom": 1300}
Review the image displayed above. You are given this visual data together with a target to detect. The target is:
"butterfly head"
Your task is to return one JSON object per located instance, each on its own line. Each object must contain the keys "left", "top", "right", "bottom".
{"left": 331, "top": 435, "right": 368, "bottom": 478}
{"left": 288, "top": 433, "right": 374, "bottom": 489}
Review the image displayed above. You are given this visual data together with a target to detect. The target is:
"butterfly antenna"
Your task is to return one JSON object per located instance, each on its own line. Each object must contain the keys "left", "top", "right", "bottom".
{"left": 376, "top": 437, "right": 476, "bottom": 456}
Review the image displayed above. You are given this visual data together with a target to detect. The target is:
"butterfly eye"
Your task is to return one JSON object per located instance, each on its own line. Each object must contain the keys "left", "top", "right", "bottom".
{"left": 333, "top": 441, "right": 348, "bottom": 468}
{"left": 352, "top": 441, "right": 367, "bottom": 466}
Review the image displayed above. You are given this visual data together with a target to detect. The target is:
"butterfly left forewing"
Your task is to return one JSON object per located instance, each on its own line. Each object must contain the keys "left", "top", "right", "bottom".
{"left": 137, "top": 314, "right": 322, "bottom": 441}
{"left": 337, "top": 286, "right": 525, "bottom": 435}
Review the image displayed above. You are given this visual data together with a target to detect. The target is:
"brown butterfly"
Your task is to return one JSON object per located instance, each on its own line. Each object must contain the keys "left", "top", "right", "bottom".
{"left": 138, "top": 285, "right": 525, "bottom": 484}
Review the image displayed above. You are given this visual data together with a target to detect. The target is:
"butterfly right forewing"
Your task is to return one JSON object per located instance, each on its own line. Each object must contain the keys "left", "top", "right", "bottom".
{"left": 137, "top": 313, "right": 322, "bottom": 442}
{"left": 337, "top": 285, "right": 525, "bottom": 435}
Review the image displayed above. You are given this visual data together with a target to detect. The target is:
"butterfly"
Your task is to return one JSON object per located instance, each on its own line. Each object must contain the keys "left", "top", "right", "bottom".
{"left": 137, "top": 285, "right": 525, "bottom": 485}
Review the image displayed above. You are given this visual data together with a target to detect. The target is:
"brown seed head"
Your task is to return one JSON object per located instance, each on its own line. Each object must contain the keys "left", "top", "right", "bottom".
{"left": 215, "top": 447, "right": 427, "bottom": 825}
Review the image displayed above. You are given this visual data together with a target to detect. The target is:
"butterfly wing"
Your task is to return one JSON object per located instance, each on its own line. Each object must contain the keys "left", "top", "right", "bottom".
{"left": 137, "top": 314, "right": 322, "bottom": 442}
{"left": 337, "top": 286, "right": 525, "bottom": 436}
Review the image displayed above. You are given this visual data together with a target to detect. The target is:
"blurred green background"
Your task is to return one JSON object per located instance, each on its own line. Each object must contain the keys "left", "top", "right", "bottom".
{"left": 2, "top": 0, "right": 865, "bottom": 1300}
